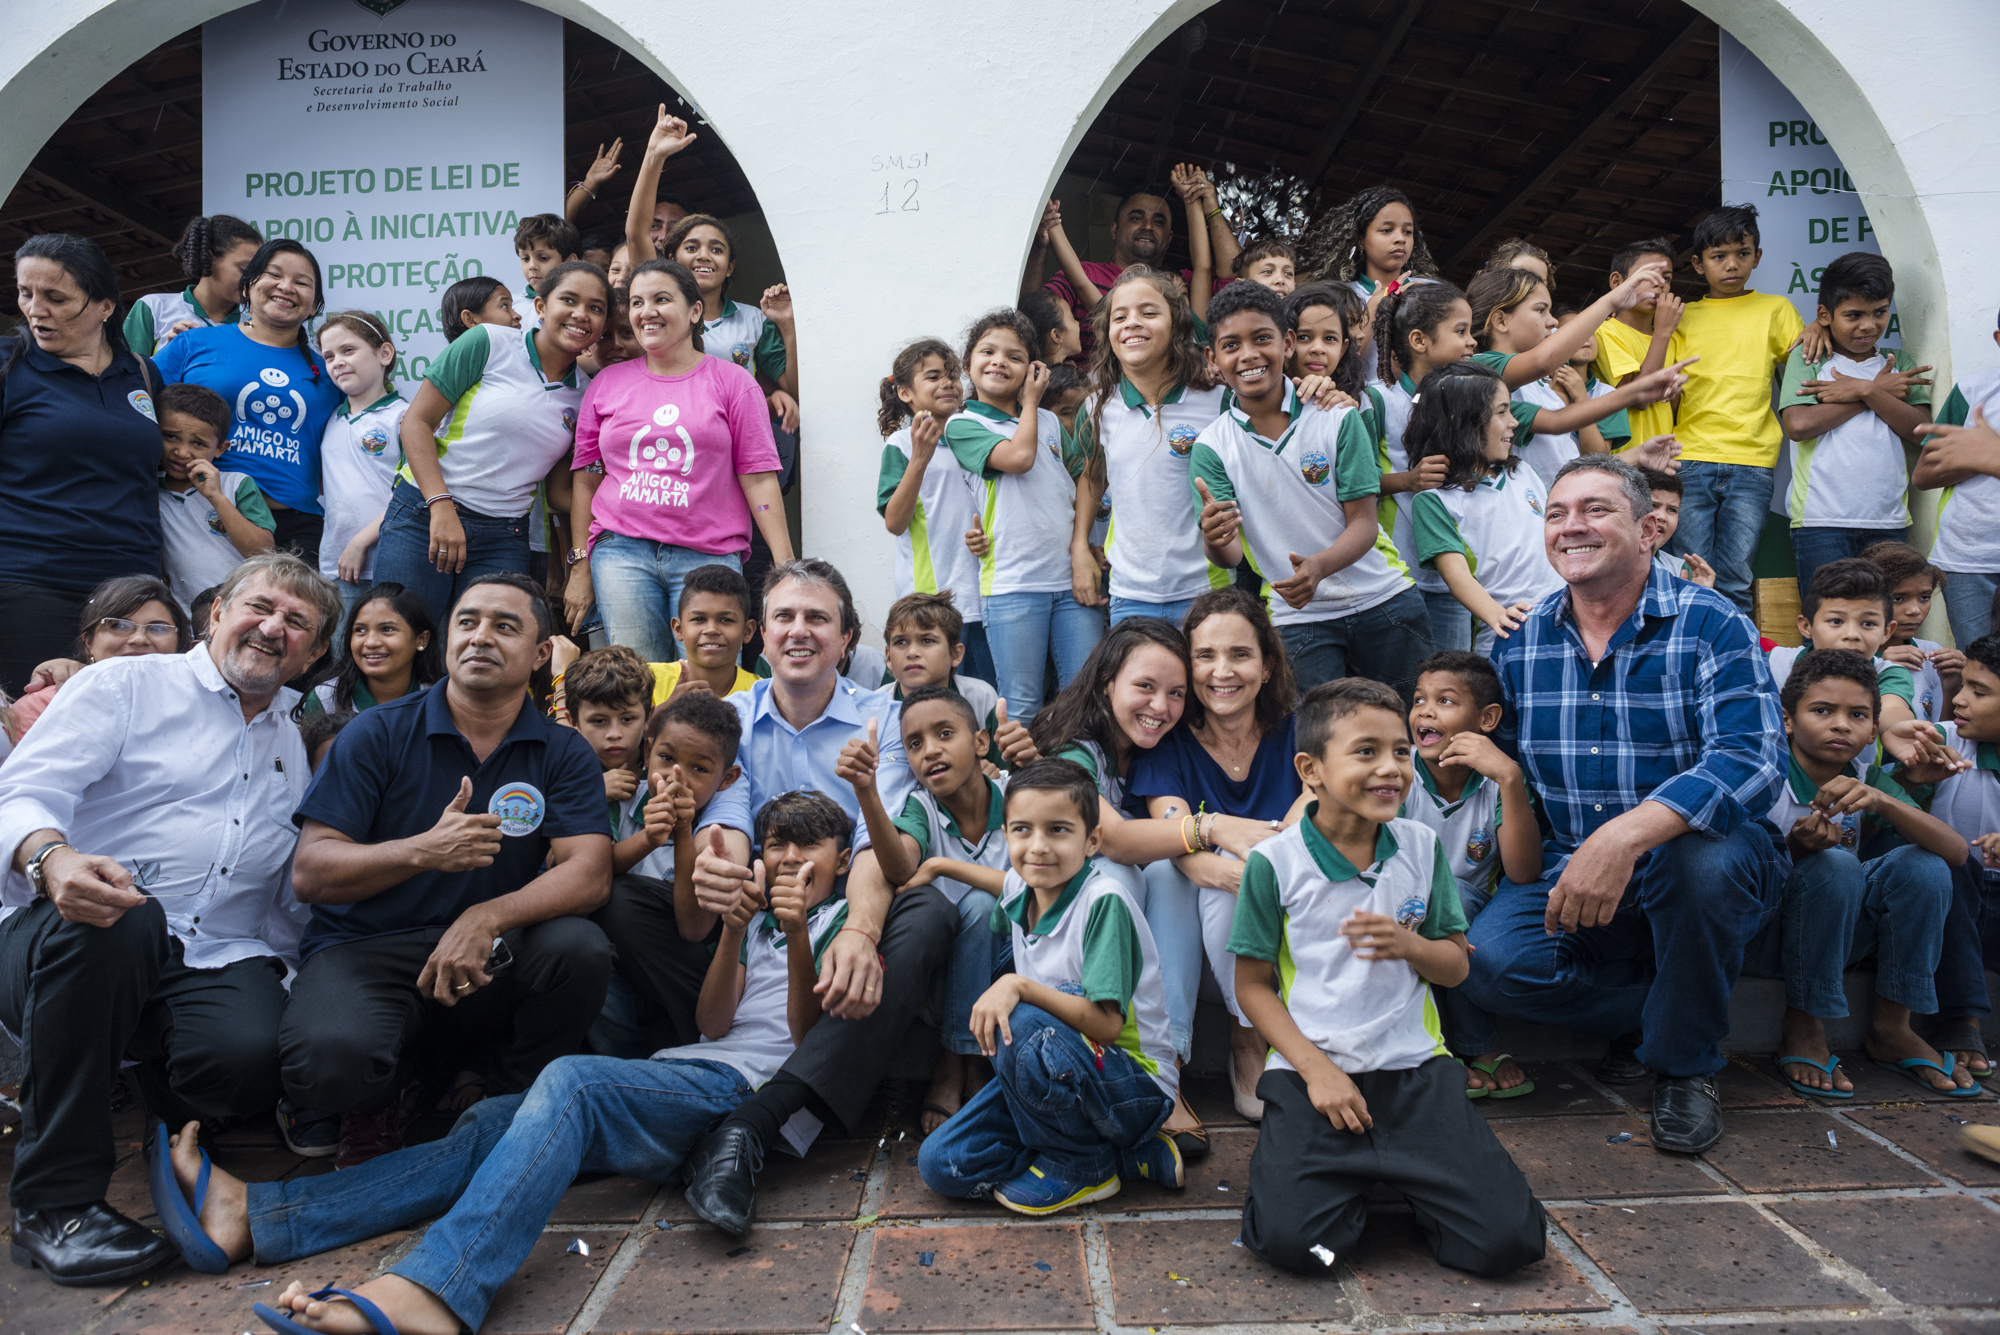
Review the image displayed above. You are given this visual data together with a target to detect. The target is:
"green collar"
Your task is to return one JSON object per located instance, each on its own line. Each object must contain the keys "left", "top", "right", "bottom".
{"left": 1398, "top": 372, "right": 1418, "bottom": 396}
{"left": 1786, "top": 749, "right": 1864, "bottom": 802}
{"left": 1413, "top": 754, "right": 1486, "bottom": 807}
{"left": 1977, "top": 741, "right": 2000, "bottom": 774}
{"left": 1002, "top": 862, "right": 1093, "bottom": 935}
{"left": 351, "top": 679, "right": 380, "bottom": 710}
{"left": 1226, "top": 377, "right": 1304, "bottom": 450}
{"left": 338, "top": 391, "right": 404, "bottom": 419}
{"left": 939, "top": 775, "right": 1006, "bottom": 844}
{"left": 1117, "top": 376, "right": 1188, "bottom": 415}
{"left": 964, "top": 399, "right": 1017, "bottom": 425}
{"left": 182, "top": 285, "right": 238, "bottom": 326}
{"left": 1355, "top": 275, "right": 1378, "bottom": 294}
{"left": 523, "top": 327, "right": 580, "bottom": 389}
{"left": 708, "top": 298, "right": 741, "bottom": 325}
{"left": 1299, "top": 802, "right": 1398, "bottom": 883}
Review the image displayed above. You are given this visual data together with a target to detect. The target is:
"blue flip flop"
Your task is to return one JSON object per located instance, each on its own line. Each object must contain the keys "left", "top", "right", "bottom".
{"left": 147, "top": 1123, "right": 230, "bottom": 1273}
{"left": 254, "top": 1286, "right": 401, "bottom": 1334}
{"left": 1774, "top": 1054, "right": 1853, "bottom": 1099}
{"left": 1874, "top": 1053, "right": 1984, "bottom": 1098}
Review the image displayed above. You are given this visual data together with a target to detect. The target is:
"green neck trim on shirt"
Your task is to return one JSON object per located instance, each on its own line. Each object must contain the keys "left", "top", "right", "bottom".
{"left": 964, "top": 399, "right": 1017, "bottom": 425}
{"left": 1002, "top": 862, "right": 1093, "bottom": 935}
{"left": 1413, "top": 754, "right": 1486, "bottom": 807}
{"left": 1978, "top": 741, "right": 2000, "bottom": 774}
{"left": 1299, "top": 802, "right": 1398, "bottom": 883}
{"left": 941, "top": 775, "right": 1006, "bottom": 844}
{"left": 338, "top": 391, "right": 404, "bottom": 419}
{"left": 1117, "top": 376, "right": 1188, "bottom": 415}
{"left": 1399, "top": 372, "right": 1418, "bottom": 396}
{"left": 711, "top": 298, "right": 741, "bottom": 324}
{"left": 1226, "top": 377, "right": 1304, "bottom": 449}
{"left": 522, "top": 326, "right": 581, "bottom": 389}
{"left": 182, "top": 285, "right": 238, "bottom": 326}
{"left": 1355, "top": 276, "right": 1377, "bottom": 294}
{"left": 1786, "top": 749, "right": 1863, "bottom": 802}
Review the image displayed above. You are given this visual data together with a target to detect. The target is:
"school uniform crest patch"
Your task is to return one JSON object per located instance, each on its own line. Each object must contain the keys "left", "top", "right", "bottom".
{"left": 1394, "top": 895, "right": 1427, "bottom": 929}
{"left": 730, "top": 342, "right": 755, "bottom": 367}
{"left": 360, "top": 426, "right": 391, "bottom": 455}
{"left": 1465, "top": 827, "right": 1494, "bottom": 863}
{"left": 1299, "top": 449, "right": 1331, "bottom": 486}
{"left": 1167, "top": 424, "right": 1198, "bottom": 457}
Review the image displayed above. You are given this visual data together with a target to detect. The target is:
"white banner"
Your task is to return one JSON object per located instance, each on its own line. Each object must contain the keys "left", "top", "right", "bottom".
{"left": 203, "top": 0, "right": 563, "bottom": 382}
{"left": 1718, "top": 31, "right": 1899, "bottom": 516}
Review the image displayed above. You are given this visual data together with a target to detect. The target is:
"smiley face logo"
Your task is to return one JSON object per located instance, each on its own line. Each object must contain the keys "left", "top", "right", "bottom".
{"left": 489, "top": 782, "right": 546, "bottom": 837}
{"left": 1167, "top": 424, "right": 1198, "bottom": 458}
{"left": 260, "top": 367, "right": 291, "bottom": 388}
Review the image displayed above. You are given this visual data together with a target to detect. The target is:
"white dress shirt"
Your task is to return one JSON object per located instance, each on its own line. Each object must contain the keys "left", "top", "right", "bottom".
{"left": 0, "top": 645, "right": 310, "bottom": 969}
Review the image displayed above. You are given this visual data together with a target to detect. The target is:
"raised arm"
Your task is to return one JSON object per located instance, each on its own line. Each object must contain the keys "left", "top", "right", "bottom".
{"left": 624, "top": 106, "right": 697, "bottom": 265}
{"left": 1498, "top": 261, "right": 1672, "bottom": 388}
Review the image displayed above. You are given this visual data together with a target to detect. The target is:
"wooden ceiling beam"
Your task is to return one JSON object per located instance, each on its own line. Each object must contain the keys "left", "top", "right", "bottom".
{"left": 26, "top": 159, "right": 182, "bottom": 247}
{"left": 1300, "top": 0, "right": 1426, "bottom": 184}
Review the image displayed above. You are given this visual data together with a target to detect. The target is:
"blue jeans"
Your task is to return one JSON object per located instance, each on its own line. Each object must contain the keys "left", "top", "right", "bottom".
{"left": 1424, "top": 587, "right": 1471, "bottom": 653}
{"left": 1741, "top": 844, "right": 1947, "bottom": 1016}
{"left": 1792, "top": 526, "right": 1906, "bottom": 607}
{"left": 372, "top": 482, "right": 532, "bottom": 630}
{"left": 1942, "top": 569, "right": 1999, "bottom": 647}
{"left": 960, "top": 621, "right": 996, "bottom": 687}
{"left": 1276, "top": 585, "right": 1434, "bottom": 699}
{"left": 917, "top": 1002, "right": 1172, "bottom": 1192}
{"left": 940, "top": 891, "right": 1001, "bottom": 1057}
{"left": 245, "top": 1055, "right": 747, "bottom": 1333}
{"left": 1940, "top": 859, "right": 1998, "bottom": 1021}
{"left": 589, "top": 531, "right": 743, "bottom": 663}
{"left": 1460, "top": 824, "right": 1785, "bottom": 1077}
{"left": 1671, "top": 461, "right": 1773, "bottom": 613}
{"left": 1109, "top": 596, "right": 1194, "bottom": 628}
{"left": 981, "top": 590, "right": 1105, "bottom": 722}
{"left": 1437, "top": 878, "right": 1499, "bottom": 1056}
{"left": 1099, "top": 861, "right": 1201, "bottom": 1060}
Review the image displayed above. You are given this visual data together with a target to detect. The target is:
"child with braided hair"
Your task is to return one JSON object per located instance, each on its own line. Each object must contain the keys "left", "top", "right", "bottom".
{"left": 124, "top": 215, "right": 263, "bottom": 355}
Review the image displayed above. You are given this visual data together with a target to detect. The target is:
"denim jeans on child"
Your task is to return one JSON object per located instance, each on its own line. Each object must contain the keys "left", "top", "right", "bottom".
{"left": 917, "top": 1002, "right": 1172, "bottom": 1194}
{"left": 244, "top": 1055, "right": 749, "bottom": 1333}
{"left": 1942, "top": 570, "right": 2000, "bottom": 647}
{"left": 939, "top": 890, "right": 1002, "bottom": 1057}
{"left": 587, "top": 532, "right": 744, "bottom": 664}
{"left": 1277, "top": 585, "right": 1434, "bottom": 699}
{"left": 959, "top": 621, "right": 997, "bottom": 688}
{"left": 372, "top": 482, "right": 532, "bottom": 629}
{"left": 1671, "top": 461, "right": 1773, "bottom": 613}
{"left": 1109, "top": 596, "right": 1195, "bottom": 628}
{"left": 1740, "top": 843, "right": 1948, "bottom": 1017}
{"left": 981, "top": 590, "right": 1105, "bottom": 721}
{"left": 1423, "top": 588, "right": 1472, "bottom": 653}
{"left": 1791, "top": 527, "right": 1907, "bottom": 608}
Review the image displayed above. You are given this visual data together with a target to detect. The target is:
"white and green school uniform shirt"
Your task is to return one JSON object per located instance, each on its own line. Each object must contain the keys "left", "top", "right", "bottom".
{"left": 396, "top": 323, "right": 587, "bottom": 519}
{"left": 1781, "top": 347, "right": 1930, "bottom": 530}
{"left": 1767, "top": 645, "right": 1917, "bottom": 716}
{"left": 993, "top": 860, "right": 1178, "bottom": 1097}
{"left": 650, "top": 894, "right": 849, "bottom": 1087}
{"left": 1653, "top": 549, "right": 1692, "bottom": 582}
{"left": 319, "top": 392, "right": 407, "bottom": 584}
{"left": 1228, "top": 809, "right": 1466, "bottom": 1074}
{"left": 157, "top": 472, "right": 276, "bottom": 614}
{"left": 123, "top": 287, "right": 238, "bottom": 358}
{"left": 1410, "top": 467, "right": 1564, "bottom": 654}
{"left": 1904, "top": 640, "right": 1948, "bottom": 723}
{"left": 892, "top": 772, "right": 1009, "bottom": 905}
{"left": 1053, "top": 739, "right": 1128, "bottom": 812}
{"left": 1401, "top": 756, "right": 1517, "bottom": 898}
{"left": 877, "top": 423, "right": 984, "bottom": 618}
{"left": 1914, "top": 723, "right": 2000, "bottom": 848}
{"left": 1186, "top": 383, "right": 1411, "bottom": 627}
{"left": 1084, "top": 378, "right": 1231, "bottom": 604}
{"left": 1586, "top": 374, "right": 1631, "bottom": 448}
{"left": 1349, "top": 275, "right": 1438, "bottom": 387}
{"left": 1767, "top": 751, "right": 1917, "bottom": 852}
{"left": 1472, "top": 351, "right": 1575, "bottom": 487}
{"left": 703, "top": 299, "right": 788, "bottom": 382}
{"left": 612, "top": 776, "right": 679, "bottom": 882}
{"left": 1925, "top": 367, "right": 2000, "bottom": 576}
{"left": 945, "top": 401, "right": 1081, "bottom": 597}
{"left": 1369, "top": 375, "right": 1445, "bottom": 597}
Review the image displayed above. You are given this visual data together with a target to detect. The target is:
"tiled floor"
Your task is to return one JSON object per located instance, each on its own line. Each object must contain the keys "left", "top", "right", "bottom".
{"left": 5, "top": 1054, "right": 1996, "bottom": 1335}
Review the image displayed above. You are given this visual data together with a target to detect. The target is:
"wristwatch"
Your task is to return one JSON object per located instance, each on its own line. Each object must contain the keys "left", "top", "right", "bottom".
{"left": 25, "top": 840, "right": 72, "bottom": 900}
{"left": 565, "top": 547, "right": 588, "bottom": 567}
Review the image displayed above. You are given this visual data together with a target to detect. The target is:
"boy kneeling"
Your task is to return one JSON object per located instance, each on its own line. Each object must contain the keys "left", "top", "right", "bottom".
{"left": 1233, "top": 679, "right": 1544, "bottom": 1278}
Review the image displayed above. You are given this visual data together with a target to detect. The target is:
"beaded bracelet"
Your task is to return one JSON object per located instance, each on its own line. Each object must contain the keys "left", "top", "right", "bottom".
{"left": 423, "top": 492, "right": 453, "bottom": 507}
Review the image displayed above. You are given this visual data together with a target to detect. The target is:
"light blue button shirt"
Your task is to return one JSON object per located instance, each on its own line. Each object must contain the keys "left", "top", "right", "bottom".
{"left": 701, "top": 676, "right": 916, "bottom": 852}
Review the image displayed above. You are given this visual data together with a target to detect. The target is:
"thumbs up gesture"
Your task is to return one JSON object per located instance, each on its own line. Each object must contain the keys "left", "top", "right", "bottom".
{"left": 723, "top": 858, "right": 766, "bottom": 931}
{"left": 417, "top": 776, "right": 505, "bottom": 872}
{"left": 769, "top": 858, "right": 813, "bottom": 935}
{"left": 1194, "top": 477, "right": 1241, "bottom": 550}
{"left": 693, "top": 824, "right": 756, "bottom": 916}
{"left": 964, "top": 514, "right": 991, "bottom": 559}
{"left": 992, "top": 697, "right": 1040, "bottom": 769}
{"left": 837, "top": 716, "right": 881, "bottom": 794}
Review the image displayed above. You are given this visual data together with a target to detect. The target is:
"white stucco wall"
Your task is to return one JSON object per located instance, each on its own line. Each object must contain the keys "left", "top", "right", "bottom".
{"left": 6, "top": 0, "right": 1997, "bottom": 639}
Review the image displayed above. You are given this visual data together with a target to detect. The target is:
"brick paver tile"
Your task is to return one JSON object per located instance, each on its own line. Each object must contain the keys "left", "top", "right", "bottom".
{"left": 1932, "top": 1321, "right": 2000, "bottom": 1335}
{"left": 1104, "top": 1218, "right": 1354, "bottom": 1326}
{"left": 1700, "top": 1108, "right": 1941, "bottom": 1192}
{"left": 0, "top": 1261, "right": 136, "bottom": 1335}
{"left": 1552, "top": 1201, "right": 1864, "bottom": 1313}
{"left": 1111, "top": 1125, "right": 1257, "bottom": 1212}
{"left": 1773, "top": 1196, "right": 2000, "bottom": 1306}
{"left": 1491, "top": 1115, "right": 1717, "bottom": 1199}
{"left": 1833, "top": 1054, "right": 1996, "bottom": 1105}
{"left": 859, "top": 1223, "right": 1090, "bottom": 1332}
{"left": 656, "top": 1140, "right": 873, "bottom": 1224}
{"left": 552, "top": 1173, "right": 659, "bottom": 1223}
{"left": 1843, "top": 1104, "right": 2000, "bottom": 1187}
{"left": 482, "top": 1228, "right": 626, "bottom": 1334}
{"left": 593, "top": 1225, "right": 852, "bottom": 1334}
{"left": 1346, "top": 1213, "right": 1607, "bottom": 1316}
{"left": 1626, "top": 1057, "right": 1804, "bottom": 1111}
{"left": 1665, "top": 1323, "right": 1921, "bottom": 1335}
{"left": 94, "top": 1231, "right": 410, "bottom": 1335}
{"left": 877, "top": 1144, "right": 1004, "bottom": 1219}
{"left": 1477, "top": 1064, "right": 1623, "bottom": 1119}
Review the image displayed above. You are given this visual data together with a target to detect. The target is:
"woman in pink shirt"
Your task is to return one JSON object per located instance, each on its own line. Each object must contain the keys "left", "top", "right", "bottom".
{"left": 565, "top": 260, "right": 794, "bottom": 658}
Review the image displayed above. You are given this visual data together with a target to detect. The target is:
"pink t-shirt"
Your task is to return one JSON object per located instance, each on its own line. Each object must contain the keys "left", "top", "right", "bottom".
{"left": 573, "top": 354, "right": 780, "bottom": 556}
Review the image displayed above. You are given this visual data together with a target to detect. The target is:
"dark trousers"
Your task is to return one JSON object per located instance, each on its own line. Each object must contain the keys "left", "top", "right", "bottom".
{"left": 1937, "top": 859, "right": 1998, "bottom": 1022}
{"left": 279, "top": 917, "right": 612, "bottom": 1116}
{"left": 0, "top": 897, "right": 287, "bottom": 1210}
{"left": 591, "top": 874, "right": 721, "bottom": 1051}
{"left": 270, "top": 507, "right": 325, "bottom": 571}
{"left": 1241, "top": 1057, "right": 1546, "bottom": 1278}
{"left": 0, "top": 581, "right": 91, "bottom": 697}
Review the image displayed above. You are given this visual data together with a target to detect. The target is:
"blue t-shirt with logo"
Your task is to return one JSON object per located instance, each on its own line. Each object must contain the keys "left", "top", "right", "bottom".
{"left": 155, "top": 324, "right": 342, "bottom": 514}
{"left": 291, "top": 682, "right": 610, "bottom": 959}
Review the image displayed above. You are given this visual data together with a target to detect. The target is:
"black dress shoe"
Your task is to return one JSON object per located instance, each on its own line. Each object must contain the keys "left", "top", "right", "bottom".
{"left": 1595, "top": 1031, "right": 1649, "bottom": 1085}
{"left": 11, "top": 1202, "right": 176, "bottom": 1286}
{"left": 1649, "top": 1073, "right": 1723, "bottom": 1154}
{"left": 682, "top": 1123, "right": 764, "bottom": 1237}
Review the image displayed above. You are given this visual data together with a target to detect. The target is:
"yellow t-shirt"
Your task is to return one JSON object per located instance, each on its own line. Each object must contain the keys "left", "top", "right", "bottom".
{"left": 1671, "top": 292, "right": 1804, "bottom": 468}
{"left": 1592, "top": 317, "right": 1685, "bottom": 446}
{"left": 648, "top": 660, "right": 758, "bottom": 704}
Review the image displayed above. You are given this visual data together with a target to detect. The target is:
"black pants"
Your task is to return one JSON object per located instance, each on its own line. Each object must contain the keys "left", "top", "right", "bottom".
{"left": 0, "top": 898, "right": 287, "bottom": 1210}
{"left": 779, "top": 885, "right": 957, "bottom": 1133}
{"left": 0, "top": 581, "right": 91, "bottom": 697}
{"left": 279, "top": 917, "right": 612, "bottom": 1115}
{"left": 270, "top": 508, "right": 325, "bottom": 570}
{"left": 1241, "top": 1056, "right": 1546, "bottom": 1278}
{"left": 591, "top": 874, "right": 722, "bottom": 1051}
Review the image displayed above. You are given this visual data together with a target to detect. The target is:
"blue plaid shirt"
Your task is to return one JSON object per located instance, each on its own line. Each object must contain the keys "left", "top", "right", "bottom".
{"left": 1492, "top": 565, "right": 1784, "bottom": 856}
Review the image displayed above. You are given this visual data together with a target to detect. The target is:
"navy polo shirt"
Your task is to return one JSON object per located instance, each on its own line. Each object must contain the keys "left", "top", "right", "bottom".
{"left": 293, "top": 681, "right": 609, "bottom": 959}
{"left": 0, "top": 338, "right": 164, "bottom": 590}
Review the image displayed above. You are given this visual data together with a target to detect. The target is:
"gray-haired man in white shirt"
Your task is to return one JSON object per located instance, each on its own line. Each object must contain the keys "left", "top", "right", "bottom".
{"left": 0, "top": 552, "right": 339, "bottom": 1287}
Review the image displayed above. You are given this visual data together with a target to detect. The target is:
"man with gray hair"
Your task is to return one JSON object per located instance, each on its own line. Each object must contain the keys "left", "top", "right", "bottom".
{"left": 0, "top": 553, "right": 339, "bottom": 1285}
{"left": 1457, "top": 455, "right": 1788, "bottom": 1155}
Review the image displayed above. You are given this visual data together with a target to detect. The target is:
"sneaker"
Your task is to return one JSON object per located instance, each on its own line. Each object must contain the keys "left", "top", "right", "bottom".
{"left": 1117, "top": 1131, "right": 1185, "bottom": 1189}
{"left": 335, "top": 1107, "right": 404, "bottom": 1170}
{"left": 993, "top": 1161, "right": 1121, "bottom": 1215}
{"left": 275, "top": 1101, "right": 339, "bottom": 1158}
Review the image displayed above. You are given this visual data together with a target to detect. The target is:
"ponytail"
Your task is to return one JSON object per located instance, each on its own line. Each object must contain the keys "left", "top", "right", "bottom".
{"left": 173, "top": 215, "right": 263, "bottom": 282}
{"left": 880, "top": 337, "right": 960, "bottom": 436}
{"left": 1374, "top": 279, "right": 1467, "bottom": 384}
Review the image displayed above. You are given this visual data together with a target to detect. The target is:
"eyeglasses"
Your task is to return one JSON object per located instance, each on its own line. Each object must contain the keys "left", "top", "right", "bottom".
{"left": 98, "top": 616, "right": 179, "bottom": 642}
